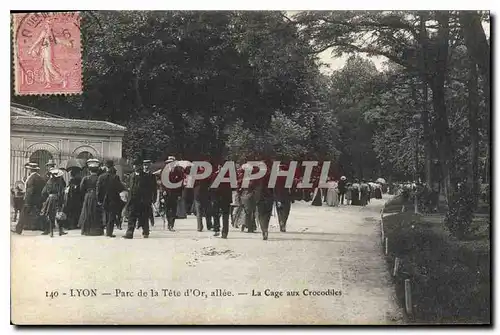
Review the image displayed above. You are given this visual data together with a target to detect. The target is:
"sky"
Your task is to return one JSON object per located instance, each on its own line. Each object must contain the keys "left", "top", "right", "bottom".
{"left": 291, "top": 12, "right": 492, "bottom": 74}
{"left": 317, "top": 51, "right": 387, "bottom": 73}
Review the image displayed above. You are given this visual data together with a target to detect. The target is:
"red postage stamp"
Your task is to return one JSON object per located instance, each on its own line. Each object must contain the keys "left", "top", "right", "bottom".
{"left": 12, "top": 12, "right": 82, "bottom": 95}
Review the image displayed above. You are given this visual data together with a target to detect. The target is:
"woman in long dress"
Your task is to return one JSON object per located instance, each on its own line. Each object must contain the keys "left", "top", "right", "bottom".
{"left": 237, "top": 166, "right": 258, "bottom": 233}
{"left": 345, "top": 183, "right": 352, "bottom": 205}
{"left": 326, "top": 180, "right": 339, "bottom": 207}
{"left": 28, "top": 19, "right": 73, "bottom": 88}
{"left": 311, "top": 188, "right": 323, "bottom": 206}
{"left": 78, "top": 159, "right": 103, "bottom": 236}
{"left": 40, "top": 169, "right": 66, "bottom": 236}
{"left": 351, "top": 182, "right": 361, "bottom": 206}
{"left": 63, "top": 168, "right": 83, "bottom": 229}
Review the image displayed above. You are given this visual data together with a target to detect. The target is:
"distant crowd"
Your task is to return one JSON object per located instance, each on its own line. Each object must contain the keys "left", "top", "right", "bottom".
{"left": 11, "top": 156, "right": 390, "bottom": 241}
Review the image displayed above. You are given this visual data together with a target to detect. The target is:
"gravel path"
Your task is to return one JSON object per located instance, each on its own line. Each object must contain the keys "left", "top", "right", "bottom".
{"left": 11, "top": 196, "right": 403, "bottom": 325}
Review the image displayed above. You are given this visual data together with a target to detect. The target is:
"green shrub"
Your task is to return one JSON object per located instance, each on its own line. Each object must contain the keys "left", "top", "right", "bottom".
{"left": 383, "top": 212, "right": 490, "bottom": 323}
{"left": 445, "top": 187, "right": 475, "bottom": 239}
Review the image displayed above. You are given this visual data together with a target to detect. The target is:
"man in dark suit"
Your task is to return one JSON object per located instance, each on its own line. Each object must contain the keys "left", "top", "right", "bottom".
{"left": 161, "top": 157, "right": 184, "bottom": 231}
{"left": 193, "top": 166, "right": 213, "bottom": 232}
{"left": 274, "top": 164, "right": 293, "bottom": 233}
{"left": 210, "top": 165, "right": 233, "bottom": 238}
{"left": 142, "top": 160, "right": 157, "bottom": 228}
{"left": 97, "top": 160, "right": 125, "bottom": 238}
{"left": 338, "top": 176, "right": 347, "bottom": 205}
{"left": 123, "top": 157, "right": 151, "bottom": 239}
{"left": 13, "top": 163, "right": 46, "bottom": 234}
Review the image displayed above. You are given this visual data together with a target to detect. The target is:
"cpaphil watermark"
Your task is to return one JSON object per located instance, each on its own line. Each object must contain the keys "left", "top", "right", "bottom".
{"left": 160, "top": 161, "right": 332, "bottom": 189}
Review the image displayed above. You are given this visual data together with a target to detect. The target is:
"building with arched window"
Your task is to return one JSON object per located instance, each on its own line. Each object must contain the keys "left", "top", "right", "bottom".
{"left": 10, "top": 103, "right": 127, "bottom": 185}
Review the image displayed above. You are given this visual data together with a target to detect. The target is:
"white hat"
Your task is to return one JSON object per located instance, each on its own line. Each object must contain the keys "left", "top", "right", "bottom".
{"left": 86, "top": 158, "right": 100, "bottom": 168}
{"left": 46, "top": 159, "right": 56, "bottom": 167}
{"left": 24, "top": 162, "right": 40, "bottom": 170}
{"left": 49, "top": 168, "right": 65, "bottom": 178}
{"left": 341, "top": 176, "right": 347, "bottom": 180}
{"left": 165, "top": 156, "right": 176, "bottom": 163}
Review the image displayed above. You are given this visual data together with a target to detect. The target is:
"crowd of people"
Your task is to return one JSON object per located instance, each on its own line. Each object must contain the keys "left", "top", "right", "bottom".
{"left": 303, "top": 177, "right": 385, "bottom": 207}
{"left": 11, "top": 156, "right": 388, "bottom": 241}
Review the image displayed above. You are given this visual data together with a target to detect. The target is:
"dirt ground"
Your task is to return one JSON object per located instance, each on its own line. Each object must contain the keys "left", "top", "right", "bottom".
{"left": 11, "top": 196, "right": 404, "bottom": 325}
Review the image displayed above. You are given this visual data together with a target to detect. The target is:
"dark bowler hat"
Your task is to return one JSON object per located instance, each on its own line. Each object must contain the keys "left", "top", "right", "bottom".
{"left": 24, "top": 162, "right": 40, "bottom": 170}
{"left": 105, "top": 160, "right": 114, "bottom": 168}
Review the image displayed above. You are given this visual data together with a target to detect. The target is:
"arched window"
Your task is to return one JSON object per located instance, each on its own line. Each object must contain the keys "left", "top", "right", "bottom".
{"left": 30, "top": 150, "right": 53, "bottom": 177}
{"left": 77, "top": 151, "right": 94, "bottom": 177}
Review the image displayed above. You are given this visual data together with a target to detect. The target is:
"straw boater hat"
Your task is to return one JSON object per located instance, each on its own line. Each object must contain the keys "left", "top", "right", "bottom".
{"left": 143, "top": 159, "right": 151, "bottom": 164}
{"left": 24, "top": 162, "right": 40, "bottom": 171}
{"left": 86, "top": 158, "right": 100, "bottom": 168}
{"left": 341, "top": 176, "right": 347, "bottom": 181}
{"left": 165, "top": 156, "right": 176, "bottom": 163}
{"left": 46, "top": 159, "right": 56, "bottom": 167}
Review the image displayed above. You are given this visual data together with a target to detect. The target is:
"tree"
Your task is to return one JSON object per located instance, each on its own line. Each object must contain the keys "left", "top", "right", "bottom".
{"left": 459, "top": 11, "right": 490, "bottom": 185}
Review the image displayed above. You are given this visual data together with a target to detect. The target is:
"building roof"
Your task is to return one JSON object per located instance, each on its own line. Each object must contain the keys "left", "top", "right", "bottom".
{"left": 11, "top": 103, "right": 65, "bottom": 119}
{"left": 11, "top": 104, "right": 126, "bottom": 132}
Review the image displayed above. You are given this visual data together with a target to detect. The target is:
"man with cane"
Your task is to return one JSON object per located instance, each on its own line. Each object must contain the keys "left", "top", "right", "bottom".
{"left": 97, "top": 160, "right": 125, "bottom": 238}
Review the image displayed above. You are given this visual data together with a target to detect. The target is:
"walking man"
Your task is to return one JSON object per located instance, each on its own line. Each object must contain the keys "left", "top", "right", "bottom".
{"left": 123, "top": 157, "right": 151, "bottom": 239}
{"left": 338, "top": 176, "right": 347, "bottom": 205}
{"left": 143, "top": 160, "right": 157, "bottom": 227}
{"left": 274, "top": 164, "right": 292, "bottom": 232}
{"left": 255, "top": 163, "right": 274, "bottom": 241}
{"left": 360, "top": 180, "right": 370, "bottom": 206}
{"left": 162, "top": 156, "right": 183, "bottom": 231}
{"left": 13, "top": 163, "right": 46, "bottom": 234}
{"left": 210, "top": 165, "right": 233, "bottom": 238}
{"left": 193, "top": 166, "right": 212, "bottom": 232}
{"left": 97, "top": 160, "right": 125, "bottom": 238}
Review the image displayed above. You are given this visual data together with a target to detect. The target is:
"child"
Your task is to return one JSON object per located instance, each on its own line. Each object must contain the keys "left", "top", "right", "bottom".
{"left": 12, "top": 186, "right": 25, "bottom": 222}
{"left": 118, "top": 190, "right": 128, "bottom": 229}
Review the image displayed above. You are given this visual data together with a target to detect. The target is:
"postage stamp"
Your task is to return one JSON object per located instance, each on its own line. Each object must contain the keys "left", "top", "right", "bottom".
{"left": 12, "top": 12, "right": 82, "bottom": 95}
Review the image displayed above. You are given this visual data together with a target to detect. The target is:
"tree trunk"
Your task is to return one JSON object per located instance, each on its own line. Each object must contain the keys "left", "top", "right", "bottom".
{"left": 459, "top": 11, "right": 490, "bottom": 83}
{"left": 430, "top": 11, "right": 452, "bottom": 206}
{"left": 410, "top": 80, "right": 423, "bottom": 183}
{"left": 421, "top": 82, "right": 432, "bottom": 187}
{"left": 430, "top": 81, "right": 451, "bottom": 203}
{"left": 459, "top": 11, "right": 490, "bottom": 184}
{"left": 466, "top": 57, "right": 480, "bottom": 209}
{"left": 418, "top": 12, "right": 433, "bottom": 189}
{"left": 134, "top": 57, "right": 147, "bottom": 110}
